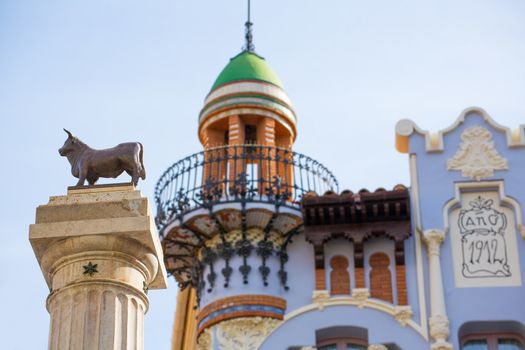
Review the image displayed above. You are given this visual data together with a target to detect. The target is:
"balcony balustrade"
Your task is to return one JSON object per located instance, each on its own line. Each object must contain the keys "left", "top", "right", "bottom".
{"left": 154, "top": 144, "right": 338, "bottom": 236}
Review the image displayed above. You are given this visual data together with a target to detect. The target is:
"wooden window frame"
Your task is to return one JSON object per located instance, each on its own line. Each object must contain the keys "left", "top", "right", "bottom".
{"left": 461, "top": 332, "right": 525, "bottom": 350}
{"left": 318, "top": 336, "right": 367, "bottom": 350}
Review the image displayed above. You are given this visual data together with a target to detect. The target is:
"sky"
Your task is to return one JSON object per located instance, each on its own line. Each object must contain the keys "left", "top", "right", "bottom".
{"left": 1, "top": 0, "right": 525, "bottom": 349}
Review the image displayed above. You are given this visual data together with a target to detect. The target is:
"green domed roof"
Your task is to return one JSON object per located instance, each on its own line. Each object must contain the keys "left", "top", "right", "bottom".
{"left": 210, "top": 51, "right": 284, "bottom": 92}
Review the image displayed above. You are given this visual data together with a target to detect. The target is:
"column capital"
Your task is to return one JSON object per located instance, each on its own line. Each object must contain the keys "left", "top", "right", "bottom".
{"left": 30, "top": 184, "right": 167, "bottom": 292}
{"left": 429, "top": 314, "right": 450, "bottom": 342}
{"left": 429, "top": 314, "right": 453, "bottom": 350}
{"left": 423, "top": 229, "right": 446, "bottom": 256}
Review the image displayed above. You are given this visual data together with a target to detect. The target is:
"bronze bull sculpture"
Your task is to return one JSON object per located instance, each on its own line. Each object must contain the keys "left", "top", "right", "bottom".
{"left": 59, "top": 129, "right": 146, "bottom": 186}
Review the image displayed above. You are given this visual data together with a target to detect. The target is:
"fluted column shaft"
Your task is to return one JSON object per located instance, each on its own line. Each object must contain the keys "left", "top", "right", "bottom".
{"left": 47, "top": 283, "right": 146, "bottom": 350}
{"left": 43, "top": 236, "right": 153, "bottom": 350}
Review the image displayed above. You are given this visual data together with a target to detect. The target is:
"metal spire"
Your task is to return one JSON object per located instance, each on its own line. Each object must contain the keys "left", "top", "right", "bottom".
{"left": 243, "top": 0, "right": 255, "bottom": 52}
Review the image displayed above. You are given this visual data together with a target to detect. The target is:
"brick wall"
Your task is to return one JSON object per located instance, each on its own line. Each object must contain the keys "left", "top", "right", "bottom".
{"left": 395, "top": 264, "right": 408, "bottom": 305}
{"left": 330, "top": 255, "right": 351, "bottom": 295}
{"left": 369, "top": 252, "right": 393, "bottom": 303}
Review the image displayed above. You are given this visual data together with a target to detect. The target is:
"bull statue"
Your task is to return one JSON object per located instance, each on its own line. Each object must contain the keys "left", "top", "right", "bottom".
{"left": 58, "top": 129, "right": 146, "bottom": 186}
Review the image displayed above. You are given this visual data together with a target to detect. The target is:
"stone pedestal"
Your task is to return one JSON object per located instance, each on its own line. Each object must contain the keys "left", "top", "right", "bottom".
{"left": 29, "top": 184, "right": 168, "bottom": 350}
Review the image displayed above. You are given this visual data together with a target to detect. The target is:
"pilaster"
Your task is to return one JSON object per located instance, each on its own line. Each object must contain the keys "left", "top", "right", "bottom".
{"left": 228, "top": 115, "right": 244, "bottom": 145}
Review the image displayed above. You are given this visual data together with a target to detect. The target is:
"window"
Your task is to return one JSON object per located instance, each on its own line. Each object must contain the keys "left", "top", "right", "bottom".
{"left": 499, "top": 339, "right": 524, "bottom": 350}
{"left": 462, "top": 334, "right": 524, "bottom": 350}
{"left": 245, "top": 125, "right": 257, "bottom": 144}
{"left": 316, "top": 326, "right": 368, "bottom": 350}
{"left": 464, "top": 339, "right": 488, "bottom": 350}
{"left": 318, "top": 340, "right": 367, "bottom": 350}
{"left": 347, "top": 345, "right": 367, "bottom": 350}
{"left": 318, "top": 345, "right": 337, "bottom": 350}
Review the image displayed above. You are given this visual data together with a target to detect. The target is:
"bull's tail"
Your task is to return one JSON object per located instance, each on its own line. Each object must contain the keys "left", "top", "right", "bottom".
{"left": 138, "top": 142, "right": 146, "bottom": 180}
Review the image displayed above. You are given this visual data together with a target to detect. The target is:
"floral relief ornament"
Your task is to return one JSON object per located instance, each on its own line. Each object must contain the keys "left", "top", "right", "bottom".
{"left": 429, "top": 314, "right": 452, "bottom": 350}
{"left": 352, "top": 288, "right": 370, "bottom": 308}
{"left": 394, "top": 305, "right": 413, "bottom": 327}
{"left": 216, "top": 317, "right": 281, "bottom": 350}
{"left": 352, "top": 288, "right": 370, "bottom": 309}
{"left": 368, "top": 345, "right": 388, "bottom": 350}
{"left": 312, "top": 290, "right": 330, "bottom": 310}
{"left": 447, "top": 126, "right": 508, "bottom": 181}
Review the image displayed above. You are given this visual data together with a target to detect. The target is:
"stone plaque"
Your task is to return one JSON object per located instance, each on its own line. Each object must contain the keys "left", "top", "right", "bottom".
{"left": 449, "top": 190, "right": 521, "bottom": 287}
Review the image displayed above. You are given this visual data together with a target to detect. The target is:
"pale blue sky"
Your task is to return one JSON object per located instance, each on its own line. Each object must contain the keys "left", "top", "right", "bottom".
{"left": 1, "top": 1, "right": 525, "bottom": 349}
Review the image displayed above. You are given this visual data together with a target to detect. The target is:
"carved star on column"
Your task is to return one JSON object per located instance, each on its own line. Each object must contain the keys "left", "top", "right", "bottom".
{"left": 82, "top": 262, "right": 98, "bottom": 277}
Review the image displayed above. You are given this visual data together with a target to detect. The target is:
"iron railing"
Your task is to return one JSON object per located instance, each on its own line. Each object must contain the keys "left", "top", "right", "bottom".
{"left": 154, "top": 144, "right": 338, "bottom": 235}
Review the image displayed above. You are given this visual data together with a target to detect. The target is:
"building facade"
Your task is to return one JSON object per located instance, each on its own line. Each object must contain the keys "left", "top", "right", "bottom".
{"left": 155, "top": 32, "right": 525, "bottom": 350}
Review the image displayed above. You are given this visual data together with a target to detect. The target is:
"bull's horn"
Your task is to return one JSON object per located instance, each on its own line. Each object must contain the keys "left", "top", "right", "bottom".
{"left": 63, "top": 128, "right": 73, "bottom": 138}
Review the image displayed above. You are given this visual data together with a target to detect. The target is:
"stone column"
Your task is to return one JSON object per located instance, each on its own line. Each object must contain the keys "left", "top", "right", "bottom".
{"left": 29, "top": 184, "right": 168, "bottom": 350}
{"left": 423, "top": 229, "right": 452, "bottom": 350}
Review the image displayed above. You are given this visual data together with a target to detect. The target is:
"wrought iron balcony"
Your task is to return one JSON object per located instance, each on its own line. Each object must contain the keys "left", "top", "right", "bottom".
{"left": 154, "top": 144, "right": 338, "bottom": 236}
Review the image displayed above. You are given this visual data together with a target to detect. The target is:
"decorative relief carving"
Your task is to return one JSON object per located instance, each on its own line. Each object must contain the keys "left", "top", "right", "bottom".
{"left": 82, "top": 261, "right": 98, "bottom": 277}
{"left": 429, "top": 314, "right": 450, "bottom": 343}
{"left": 394, "top": 305, "right": 413, "bottom": 327}
{"left": 447, "top": 126, "right": 508, "bottom": 181}
{"left": 368, "top": 345, "right": 387, "bottom": 350}
{"left": 351, "top": 288, "right": 370, "bottom": 308}
{"left": 216, "top": 317, "right": 281, "bottom": 350}
{"left": 312, "top": 290, "right": 330, "bottom": 310}
{"left": 196, "top": 328, "right": 212, "bottom": 350}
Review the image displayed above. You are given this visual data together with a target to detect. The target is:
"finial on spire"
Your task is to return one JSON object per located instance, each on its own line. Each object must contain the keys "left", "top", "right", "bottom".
{"left": 243, "top": 0, "right": 255, "bottom": 52}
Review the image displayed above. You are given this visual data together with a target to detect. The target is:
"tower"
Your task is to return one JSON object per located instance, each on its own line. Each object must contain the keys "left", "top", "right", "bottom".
{"left": 155, "top": 6, "right": 337, "bottom": 350}
{"left": 198, "top": 50, "right": 297, "bottom": 198}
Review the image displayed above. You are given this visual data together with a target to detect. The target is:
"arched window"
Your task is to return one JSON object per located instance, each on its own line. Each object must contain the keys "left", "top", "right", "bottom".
{"left": 369, "top": 252, "right": 393, "bottom": 303}
{"left": 330, "top": 255, "right": 350, "bottom": 295}
{"left": 316, "top": 326, "right": 368, "bottom": 350}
